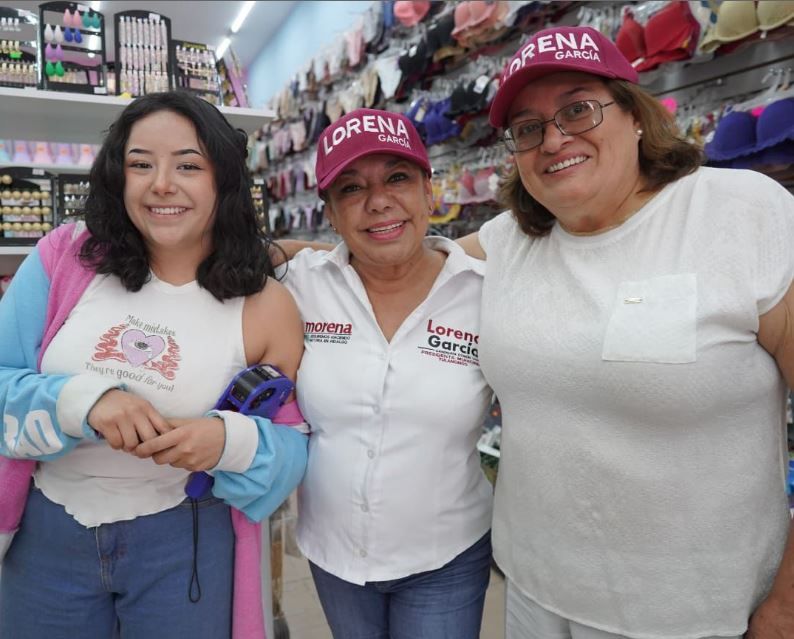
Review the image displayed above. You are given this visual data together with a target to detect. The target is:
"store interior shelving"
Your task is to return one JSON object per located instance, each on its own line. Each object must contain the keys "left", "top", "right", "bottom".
{"left": 0, "top": 86, "right": 273, "bottom": 143}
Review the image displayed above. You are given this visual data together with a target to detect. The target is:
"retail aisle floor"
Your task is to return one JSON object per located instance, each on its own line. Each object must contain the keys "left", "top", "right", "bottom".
{"left": 280, "top": 552, "right": 506, "bottom": 639}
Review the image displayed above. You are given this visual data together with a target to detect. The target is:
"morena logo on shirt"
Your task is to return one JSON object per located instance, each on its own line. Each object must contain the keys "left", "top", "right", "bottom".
{"left": 419, "top": 318, "right": 479, "bottom": 367}
{"left": 321, "top": 114, "right": 412, "bottom": 156}
{"left": 304, "top": 320, "right": 353, "bottom": 345}
{"left": 506, "top": 31, "right": 601, "bottom": 78}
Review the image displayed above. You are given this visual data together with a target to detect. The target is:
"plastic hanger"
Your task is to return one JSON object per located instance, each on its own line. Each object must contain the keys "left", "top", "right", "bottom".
{"left": 728, "top": 68, "right": 793, "bottom": 113}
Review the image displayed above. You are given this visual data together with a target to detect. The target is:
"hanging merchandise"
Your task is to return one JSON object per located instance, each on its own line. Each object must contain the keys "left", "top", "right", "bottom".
{"left": 0, "top": 167, "right": 55, "bottom": 244}
{"left": 0, "top": 6, "right": 38, "bottom": 88}
{"left": 114, "top": 9, "right": 172, "bottom": 97}
{"left": 171, "top": 39, "right": 222, "bottom": 105}
{"left": 37, "top": 1, "right": 108, "bottom": 94}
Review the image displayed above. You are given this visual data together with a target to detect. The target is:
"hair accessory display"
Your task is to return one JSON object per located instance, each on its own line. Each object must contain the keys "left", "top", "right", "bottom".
{"left": 58, "top": 173, "right": 89, "bottom": 222}
{"left": 37, "top": 1, "right": 107, "bottom": 93}
{"left": 114, "top": 10, "right": 172, "bottom": 96}
{"left": 32, "top": 142, "right": 53, "bottom": 164}
{"left": 172, "top": 40, "right": 222, "bottom": 105}
{"left": 0, "top": 7, "right": 38, "bottom": 87}
{"left": 0, "top": 167, "right": 56, "bottom": 243}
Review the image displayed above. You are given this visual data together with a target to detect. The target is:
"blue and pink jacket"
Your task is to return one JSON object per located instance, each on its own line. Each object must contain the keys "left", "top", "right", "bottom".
{"left": 0, "top": 224, "right": 308, "bottom": 639}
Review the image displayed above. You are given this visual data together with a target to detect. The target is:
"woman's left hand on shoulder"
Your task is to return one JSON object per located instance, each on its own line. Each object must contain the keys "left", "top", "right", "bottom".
{"left": 134, "top": 416, "right": 226, "bottom": 471}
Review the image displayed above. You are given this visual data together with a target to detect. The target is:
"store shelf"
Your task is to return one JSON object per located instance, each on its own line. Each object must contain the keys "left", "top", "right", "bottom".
{"left": 0, "top": 86, "right": 274, "bottom": 143}
{"left": 0, "top": 246, "right": 34, "bottom": 255}
{"left": 0, "top": 247, "right": 32, "bottom": 274}
{"left": 0, "top": 162, "right": 91, "bottom": 174}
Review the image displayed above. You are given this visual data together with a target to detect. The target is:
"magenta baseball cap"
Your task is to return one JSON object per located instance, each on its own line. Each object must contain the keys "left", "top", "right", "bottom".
{"left": 489, "top": 25, "right": 639, "bottom": 128}
{"left": 315, "top": 108, "right": 431, "bottom": 191}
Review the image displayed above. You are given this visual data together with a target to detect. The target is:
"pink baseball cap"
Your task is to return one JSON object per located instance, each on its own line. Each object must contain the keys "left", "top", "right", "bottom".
{"left": 489, "top": 25, "right": 639, "bottom": 128}
{"left": 394, "top": 1, "right": 431, "bottom": 28}
{"left": 315, "top": 108, "right": 431, "bottom": 191}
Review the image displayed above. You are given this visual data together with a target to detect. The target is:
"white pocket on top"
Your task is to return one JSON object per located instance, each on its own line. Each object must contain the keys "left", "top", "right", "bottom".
{"left": 602, "top": 273, "right": 697, "bottom": 364}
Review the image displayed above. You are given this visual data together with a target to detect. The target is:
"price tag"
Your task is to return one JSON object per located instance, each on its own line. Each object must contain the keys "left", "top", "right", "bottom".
{"left": 94, "top": 86, "right": 107, "bottom": 94}
{"left": 473, "top": 75, "right": 490, "bottom": 94}
{"left": 32, "top": 169, "right": 44, "bottom": 176}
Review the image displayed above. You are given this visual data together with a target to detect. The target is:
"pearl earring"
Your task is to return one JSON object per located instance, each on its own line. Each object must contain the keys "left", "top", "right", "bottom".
{"left": 636, "top": 129, "right": 644, "bottom": 137}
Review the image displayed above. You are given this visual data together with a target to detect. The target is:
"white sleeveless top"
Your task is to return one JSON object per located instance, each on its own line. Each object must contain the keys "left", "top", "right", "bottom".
{"left": 37, "top": 272, "right": 247, "bottom": 526}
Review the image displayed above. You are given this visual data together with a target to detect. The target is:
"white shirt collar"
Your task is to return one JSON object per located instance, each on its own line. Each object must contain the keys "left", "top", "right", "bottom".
{"left": 308, "top": 235, "right": 485, "bottom": 277}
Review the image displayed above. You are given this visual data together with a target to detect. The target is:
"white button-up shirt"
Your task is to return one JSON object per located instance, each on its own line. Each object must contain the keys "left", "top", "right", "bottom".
{"left": 283, "top": 237, "right": 493, "bottom": 585}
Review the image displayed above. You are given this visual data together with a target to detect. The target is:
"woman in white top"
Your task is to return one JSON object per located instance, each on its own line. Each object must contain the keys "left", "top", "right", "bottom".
{"left": 281, "top": 108, "right": 494, "bottom": 639}
{"left": 457, "top": 24, "right": 794, "bottom": 639}
{"left": 0, "top": 92, "right": 307, "bottom": 639}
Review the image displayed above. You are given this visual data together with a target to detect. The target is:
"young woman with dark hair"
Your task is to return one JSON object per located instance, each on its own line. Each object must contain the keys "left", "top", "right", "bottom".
{"left": 0, "top": 91, "right": 307, "bottom": 639}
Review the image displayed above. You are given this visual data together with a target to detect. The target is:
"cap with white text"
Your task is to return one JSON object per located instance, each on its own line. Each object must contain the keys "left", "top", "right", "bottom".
{"left": 315, "top": 108, "right": 431, "bottom": 191}
{"left": 489, "top": 26, "right": 639, "bottom": 128}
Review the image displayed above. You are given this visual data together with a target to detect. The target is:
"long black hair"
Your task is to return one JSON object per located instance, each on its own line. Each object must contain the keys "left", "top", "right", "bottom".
{"left": 79, "top": 91, "right": 274, "bottom": 300}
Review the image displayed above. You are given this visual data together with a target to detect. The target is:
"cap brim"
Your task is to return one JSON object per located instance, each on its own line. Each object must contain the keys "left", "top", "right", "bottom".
{"left": 489, "top": 62, "right": 619, "bottom": 127}
{"left": 317, "top": 149, "right": 431, "bottom": 191}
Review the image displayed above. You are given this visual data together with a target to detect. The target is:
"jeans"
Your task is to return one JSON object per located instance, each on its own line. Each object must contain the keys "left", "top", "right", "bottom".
{"left": 310, "top": 531, "right": 492, "bottom": 639}
{"left": 0, "top": 487, "right": 234, "bottom": 639}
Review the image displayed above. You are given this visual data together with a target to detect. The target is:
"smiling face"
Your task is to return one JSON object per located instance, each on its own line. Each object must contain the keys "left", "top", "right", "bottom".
{"left": 324, "top": 153, "right": 433, "bottom": 269}
{"left": 123, "top": 110, "right": 217, "bottom": 260}
{"left": 507, "top": 72, "right": 644, "bottom": 232}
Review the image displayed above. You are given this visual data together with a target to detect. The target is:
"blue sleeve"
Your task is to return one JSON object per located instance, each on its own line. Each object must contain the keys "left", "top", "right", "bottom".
{"left": 210, "top": 416, "right": 308, "bottom": 522}
{"left": 0, "top": 251, "right": 108, "bottom": 460}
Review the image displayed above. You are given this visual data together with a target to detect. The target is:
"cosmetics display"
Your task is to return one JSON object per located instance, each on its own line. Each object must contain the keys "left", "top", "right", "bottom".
{"left": 114, "top": 9, "right": 172, "bottom": 97}
{"left": 172, "top": 39, "right": 221, "bottom": 105}
{"left": 0, "top": 167, "right": 55, "bottom": 243}
{"left": 37, "top": 1, "right": 107, "bottom": 93}
{"left": 0, "top": 7, "right": 38, "bottom": 88}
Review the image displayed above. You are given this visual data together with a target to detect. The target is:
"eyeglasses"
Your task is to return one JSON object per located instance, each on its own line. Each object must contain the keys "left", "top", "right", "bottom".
{"left": 503, "top": 100, "right": 615, "bottom": 153}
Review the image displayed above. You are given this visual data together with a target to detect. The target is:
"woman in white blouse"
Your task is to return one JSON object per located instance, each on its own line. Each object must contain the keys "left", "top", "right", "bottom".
{"left": 280, "top": 107, "right": 494, "bottom": 639}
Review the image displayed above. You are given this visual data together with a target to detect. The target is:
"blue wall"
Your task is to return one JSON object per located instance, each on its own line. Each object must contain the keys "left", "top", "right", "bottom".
{"left": 247, "top": 1, "right": 373, "bottom": 109}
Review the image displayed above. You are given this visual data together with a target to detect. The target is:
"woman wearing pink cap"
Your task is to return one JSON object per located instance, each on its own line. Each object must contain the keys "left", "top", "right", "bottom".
{"left": 279, "top": 108, "right": 494, "bottom": 638}
{"left": 457, "top": 24, "right": 794, "bottom": 639}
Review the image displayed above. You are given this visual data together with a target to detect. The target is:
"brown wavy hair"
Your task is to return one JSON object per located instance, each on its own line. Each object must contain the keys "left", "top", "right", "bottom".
{"left": 498, "top": 79, "right": 705, "bottom": 237}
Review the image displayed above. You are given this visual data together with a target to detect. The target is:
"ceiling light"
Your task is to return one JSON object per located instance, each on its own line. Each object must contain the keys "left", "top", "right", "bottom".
{"left": 231, "top": 1, "right": 255, "bottom": 34}
{"left": 216, "top": 36, "right": 232, "bottom": 59}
